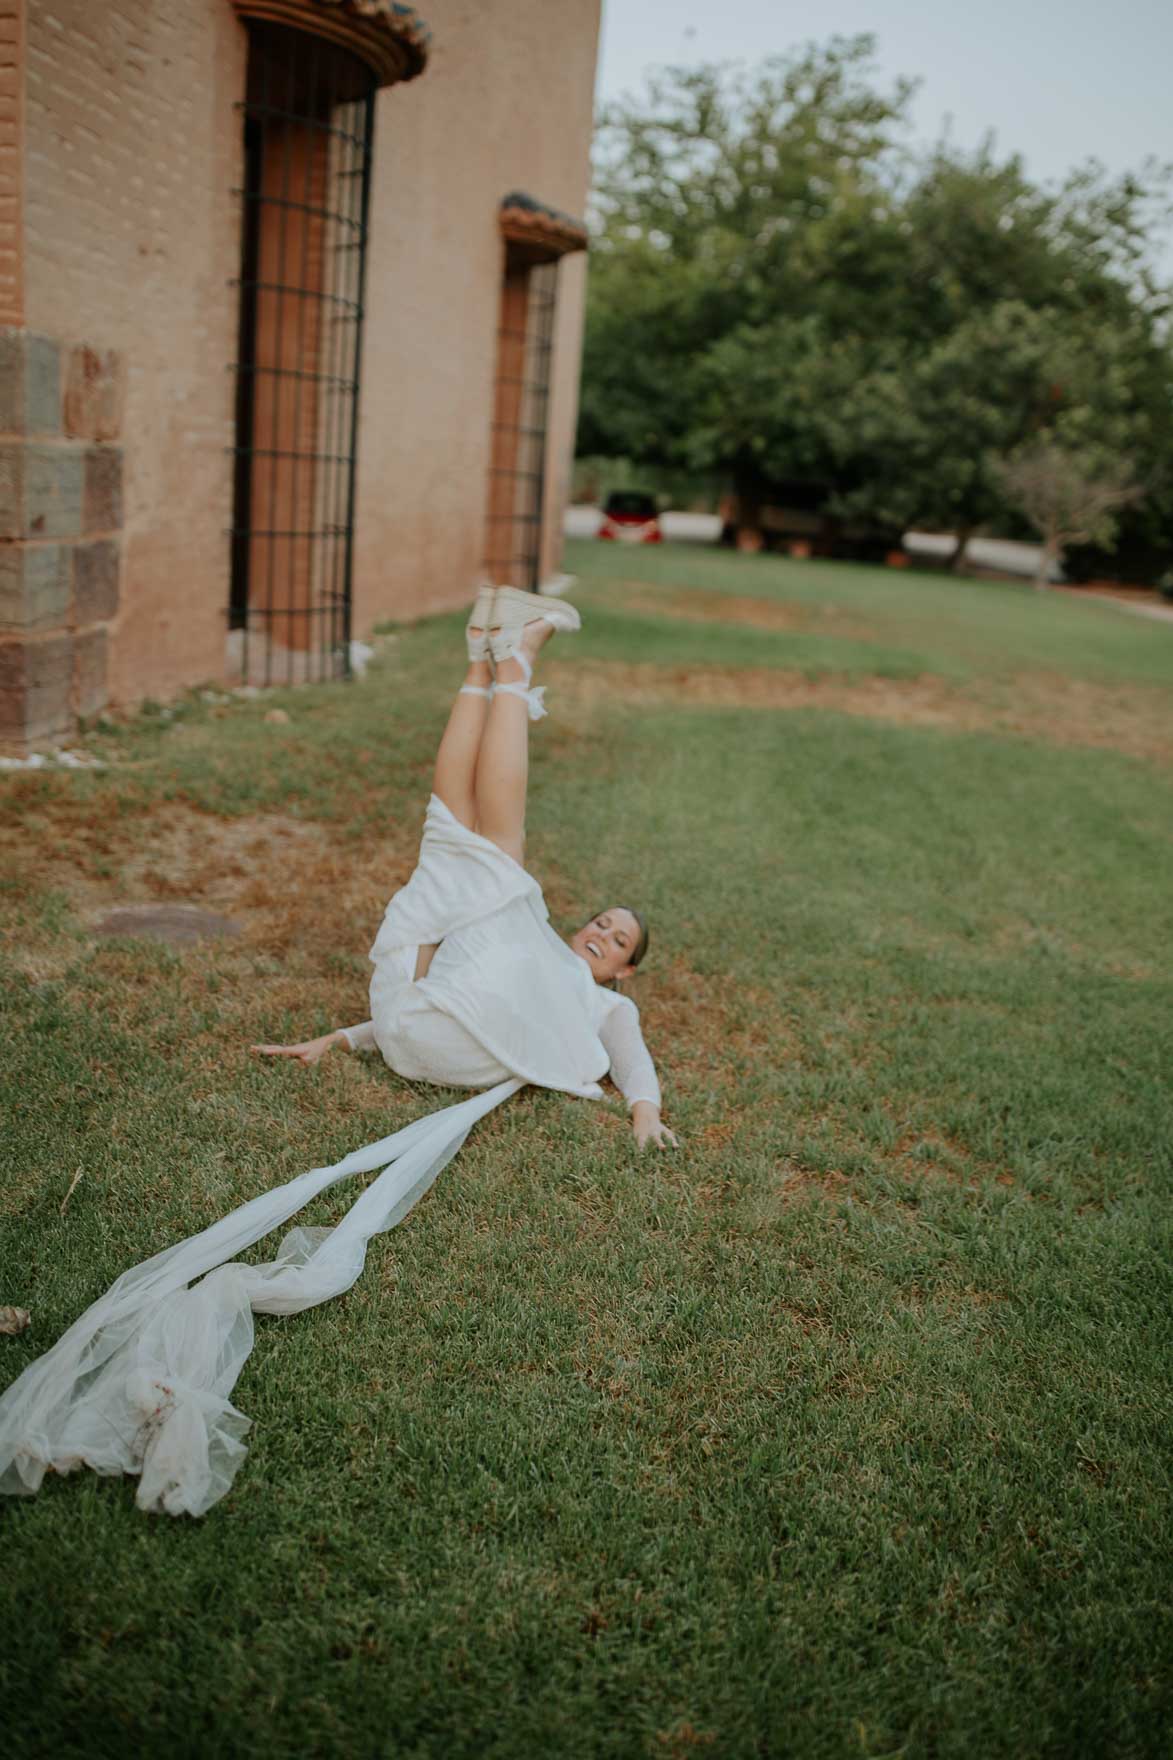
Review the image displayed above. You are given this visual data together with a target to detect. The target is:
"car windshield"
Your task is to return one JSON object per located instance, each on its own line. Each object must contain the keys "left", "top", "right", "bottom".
{"left": 605, "top": 493, "right": 657, "bottom": 518}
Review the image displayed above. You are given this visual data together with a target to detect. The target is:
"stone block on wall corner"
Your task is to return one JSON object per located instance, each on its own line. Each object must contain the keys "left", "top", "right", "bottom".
{"left": 0, "top": 640, "right": 24, "bottom": 741}
{"left": 64, "top": 345, "right": 125, "bottom": 443}
{"left": 26, "top": 337, "right": 63, "bottom": 436}
{"left": 73, "top": 626, "right": 108, "bottom": 720}
{"left": 0, "top": 543, "right": 72, "bottom": 631}
{"left": 18, "top": 445, "right": 85, "bottom": 542}
{"left": 83, "top": 447, "right": 123, "bottom": 535}
{"left": 0, "top": 631, "right": 73, "bottom": 744}
{"left": 0, "top": 330, "right": 62, "bottom": 437}
{"left": 0, "top": 440, "right": 19, "bottom": 537}
{"left": 73, "top": 538, "right": 121, "bottom": 624}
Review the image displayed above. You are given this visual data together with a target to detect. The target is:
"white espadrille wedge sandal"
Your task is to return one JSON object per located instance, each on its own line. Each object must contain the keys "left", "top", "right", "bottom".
{"left": 487, "top": 586, "right": 581, "bottom": 665}
{"left": 488, "top": 586, "right": 582, "bottom": 720}
{"left": 464, "top": 581, "right": 497, "bottom": 663}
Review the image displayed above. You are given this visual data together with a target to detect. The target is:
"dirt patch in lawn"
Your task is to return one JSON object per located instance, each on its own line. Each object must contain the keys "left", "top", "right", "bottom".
{"left": 547, "top": 660, "right": 1173, "bottom": 765}
{"left": 0, "top": 803, "right": 422, "bottom": 979}
{"left": 609, "top": 579, "right": 879, "bottom": 640}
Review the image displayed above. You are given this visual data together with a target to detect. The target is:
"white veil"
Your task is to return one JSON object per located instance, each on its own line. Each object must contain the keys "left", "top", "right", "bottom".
{"left": 0, "top": 1079, "right": 521, "bottom": 1517}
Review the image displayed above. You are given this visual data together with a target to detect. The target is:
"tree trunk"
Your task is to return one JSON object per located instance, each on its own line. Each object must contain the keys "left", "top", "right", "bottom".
{"left": 947, "top": 527, "right": 973, "bottom": 573}
{"left": 731, "top": 466, "right": 766, "bottom": 553}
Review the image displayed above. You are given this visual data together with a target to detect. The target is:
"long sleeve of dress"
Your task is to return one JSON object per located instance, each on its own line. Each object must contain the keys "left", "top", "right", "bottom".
{"left": 598, "top": 996, "right": 662, "bottom": 1111}
{"left": 340, "top": 1020, "right": 378, "bottom": 1052}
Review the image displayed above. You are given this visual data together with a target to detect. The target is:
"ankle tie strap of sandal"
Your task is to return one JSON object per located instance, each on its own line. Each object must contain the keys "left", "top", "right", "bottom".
{"left": 493, "top": 680, "right": 547, "bottom": 721}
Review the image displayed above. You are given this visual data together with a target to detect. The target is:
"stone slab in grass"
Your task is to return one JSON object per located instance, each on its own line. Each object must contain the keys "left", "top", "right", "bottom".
{"left": 91, "top": 903, "right": 241, "bottom": 945}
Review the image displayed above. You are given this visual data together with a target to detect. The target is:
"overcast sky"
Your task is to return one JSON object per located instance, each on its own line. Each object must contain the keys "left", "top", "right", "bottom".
{"left": 594, "top": 0, "right": 1173, "bottom": 277}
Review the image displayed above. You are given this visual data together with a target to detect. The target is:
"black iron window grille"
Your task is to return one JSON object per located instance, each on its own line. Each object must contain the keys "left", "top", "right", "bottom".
{"left": 484, "top": 252, "right": 559, "bottom": 591}
{"left": 229, "top": 21, "right": 375, "bottom": 686}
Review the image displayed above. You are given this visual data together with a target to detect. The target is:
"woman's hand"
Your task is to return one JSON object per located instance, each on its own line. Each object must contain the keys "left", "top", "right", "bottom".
{"left": 631, "top": 1101, "right": 679, "bottom": 1151}
{"left": 251, "top": 1031, "right": 345, "bottom": 1067}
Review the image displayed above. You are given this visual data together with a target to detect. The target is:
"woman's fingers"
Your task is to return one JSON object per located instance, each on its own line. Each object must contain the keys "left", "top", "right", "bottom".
{"left": 251, "top": 1042, "right": 315, "bottom": 1063}
{"left": 634, "top": 1122, "right": 679, "bottom": 1151}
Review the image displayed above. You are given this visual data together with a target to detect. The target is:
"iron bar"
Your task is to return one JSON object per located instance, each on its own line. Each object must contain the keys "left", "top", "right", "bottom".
{"left": 228, "top": 279, "right": 362, "bottom": 313}
{"left": 234, "top": 98, "right": 367, "bottom": 146}
{"left": 231, "top": 188, "right": 363, "bottom": 232}
{"left": 341, "top": 90, "right": 375, "bottom": 675}
{"left": 229, "top": 363, "right": 358, "bottom": 390}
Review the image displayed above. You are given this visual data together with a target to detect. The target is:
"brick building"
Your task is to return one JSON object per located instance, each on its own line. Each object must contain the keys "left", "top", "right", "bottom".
{"left": 0, "top": 0, "right": 601, "bottom": 749}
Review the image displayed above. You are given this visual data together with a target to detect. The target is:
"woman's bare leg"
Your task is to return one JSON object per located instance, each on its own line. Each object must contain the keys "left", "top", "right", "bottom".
{"left": 431, "top": 650, "right": 492, "bottom": 830}
{"left": 474, "top": 620, "right": 553, "bottom": 865}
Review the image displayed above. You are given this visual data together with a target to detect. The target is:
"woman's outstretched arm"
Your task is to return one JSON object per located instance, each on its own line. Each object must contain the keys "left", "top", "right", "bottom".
{"left": 599, "top": 998, "right": 679, "bottom": 1151}
{"left": 251, "top": 1026, "right": 364, "bottom": 1065}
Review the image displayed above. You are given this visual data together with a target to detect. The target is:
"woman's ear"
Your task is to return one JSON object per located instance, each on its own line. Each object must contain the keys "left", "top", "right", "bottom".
{"left": 615, "top": 963, "right": 636, "bottom": 985}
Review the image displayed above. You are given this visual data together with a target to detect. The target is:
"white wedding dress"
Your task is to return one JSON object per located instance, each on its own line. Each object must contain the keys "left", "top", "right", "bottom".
{"left": 0, "top": 797, "right": 659, "bottom": 1517}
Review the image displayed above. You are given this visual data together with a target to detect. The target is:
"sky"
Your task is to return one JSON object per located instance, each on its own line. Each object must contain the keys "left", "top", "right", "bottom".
{"left": 594, "top": 0, "right": 1173, "bottom": 277}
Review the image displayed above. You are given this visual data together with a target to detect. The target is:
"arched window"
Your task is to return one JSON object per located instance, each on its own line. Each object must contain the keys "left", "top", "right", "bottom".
{"left": 485, "top": 194, "right": 587, "bottom": 591}
{"left": 226, "top": 1, "right": 428, "bottom": 684}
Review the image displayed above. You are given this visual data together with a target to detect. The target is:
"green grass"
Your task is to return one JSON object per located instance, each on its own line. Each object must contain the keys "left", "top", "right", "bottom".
{"left": 2, "top": 548, "right": 1171, "bottom": 1758}
{"left": 567, "top": 538, "right": 1173, "bottom": 688}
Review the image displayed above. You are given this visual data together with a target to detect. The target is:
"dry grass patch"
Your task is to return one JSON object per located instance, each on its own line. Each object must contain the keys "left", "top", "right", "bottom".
{"left": 0, "top": 801, "right": 425, "bottom": 975}
{"left": 607, "top": 578, "right": 880, "bottom": 640}
{"left": 547, "top": 660, "right": 1173, "bottom": 764}
{"left": 628, "top": 954, "right": 794, "bottom": 1102}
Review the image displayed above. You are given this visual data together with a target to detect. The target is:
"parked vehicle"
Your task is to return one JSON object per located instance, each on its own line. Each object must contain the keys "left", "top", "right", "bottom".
{"left": 718, "top": 482, "right": 898, "bottom": 562}
{"left": 598, "top": 491, "right": 663, "bottom": 544}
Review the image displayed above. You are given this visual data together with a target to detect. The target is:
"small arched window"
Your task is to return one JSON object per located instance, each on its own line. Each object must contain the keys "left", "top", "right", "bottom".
{"left": 485, "top": 194, "right": 588, "bottom": 591}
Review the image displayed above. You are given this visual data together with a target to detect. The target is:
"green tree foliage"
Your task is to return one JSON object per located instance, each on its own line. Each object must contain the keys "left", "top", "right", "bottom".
{"left": 580, "top": 36, "right": 1173, "bottom": 564}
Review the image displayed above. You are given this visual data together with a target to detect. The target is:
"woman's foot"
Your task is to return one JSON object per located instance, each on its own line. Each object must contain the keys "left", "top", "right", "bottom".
{"left": 494, "top": 615, "right": 555, "bottom": 686}
{"left": 488, "top": 587, "right": 580, "bottom": 671}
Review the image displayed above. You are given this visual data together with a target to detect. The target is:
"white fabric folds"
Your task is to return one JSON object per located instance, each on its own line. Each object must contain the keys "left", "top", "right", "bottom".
{"left": 368, "top": 795, "right": 627, "bottom": 1101}
{"left": 0, "top": 1077, "right": 521, "bottom": 1517}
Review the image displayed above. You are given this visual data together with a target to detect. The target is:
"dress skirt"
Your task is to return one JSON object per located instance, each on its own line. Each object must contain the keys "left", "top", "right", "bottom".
{"left": 366, "top": 794, "right": 611, "bottom": 1099}
{"left": 368, "top": 795, "right": 540, "bottom": 1091}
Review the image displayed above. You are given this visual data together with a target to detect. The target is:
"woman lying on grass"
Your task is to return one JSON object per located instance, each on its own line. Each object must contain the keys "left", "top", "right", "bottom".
{"left": 254, "top": 585, "right": 678, "bottom": 1153}
{"left": 0, "top": 589, "right": 677, "bottom": 1520}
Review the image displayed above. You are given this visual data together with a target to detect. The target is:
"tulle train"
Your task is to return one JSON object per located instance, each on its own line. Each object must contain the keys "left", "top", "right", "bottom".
{"left": 0, "top": 1079, "right": 521, "bottom": 1516}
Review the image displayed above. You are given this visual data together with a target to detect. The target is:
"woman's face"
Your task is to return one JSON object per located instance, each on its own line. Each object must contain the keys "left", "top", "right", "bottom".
{"left": 568, "top": 908, "right": 640, "bottom": 985}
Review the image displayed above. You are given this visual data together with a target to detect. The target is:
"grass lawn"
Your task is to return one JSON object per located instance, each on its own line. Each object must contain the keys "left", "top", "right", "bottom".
{"left": 2, "top": 543, "right": 1171, "bottom": 1759}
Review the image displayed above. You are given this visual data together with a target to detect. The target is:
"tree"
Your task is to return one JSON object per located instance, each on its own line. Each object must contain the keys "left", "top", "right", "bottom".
{"left": 580, "top": 37, "right": 915, "bottom": 494}
{"left": 992, "top": 441, "right": 1144, "bottom": 587}
{"left": 826, "top": 294, "right": 1172, "bottom": 567}
{"left": 580, "top": 40, "right": 1173, "bottom": 558}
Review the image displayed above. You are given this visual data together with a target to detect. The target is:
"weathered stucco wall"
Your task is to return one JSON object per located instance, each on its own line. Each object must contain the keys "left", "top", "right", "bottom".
{"left": 23, "top": 0, "right": 245, "bottom": 705}
{"left": 354, "top": 0, "right": 601, "bottom": 631}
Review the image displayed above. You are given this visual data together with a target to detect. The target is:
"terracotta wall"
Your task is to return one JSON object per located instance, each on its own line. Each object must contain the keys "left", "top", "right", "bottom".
{"left": 354, "top": 0, "right": 601, "bottom": 631}
{"left": 24, "top": 0, "right": 245, "bottom": 705}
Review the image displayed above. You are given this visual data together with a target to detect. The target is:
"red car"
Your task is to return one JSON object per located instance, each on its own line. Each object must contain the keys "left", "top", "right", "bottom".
{"left": 598, "top": 490, "right": 663, "bottom": 544}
